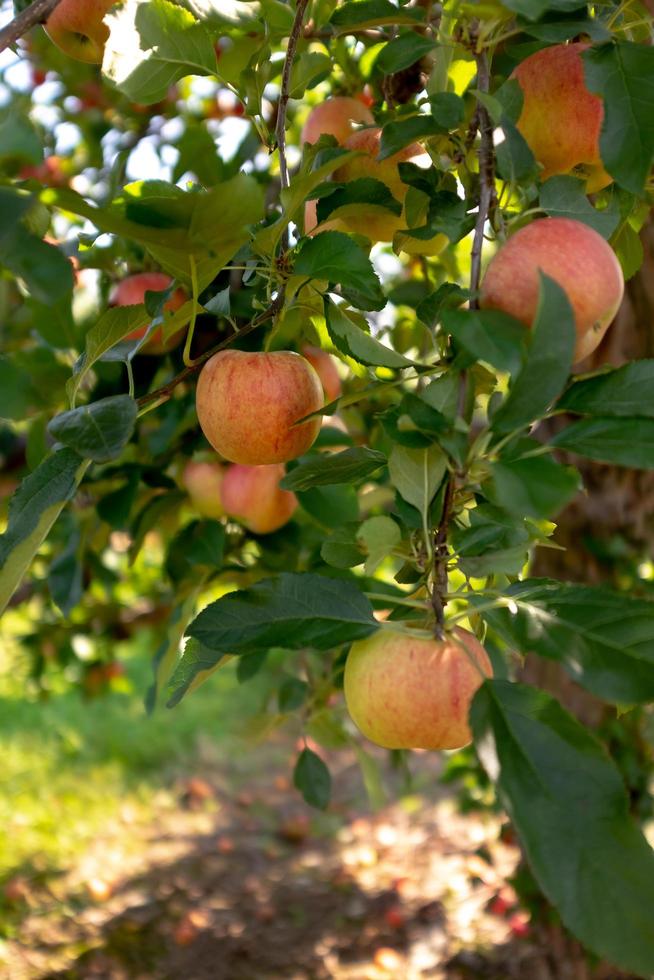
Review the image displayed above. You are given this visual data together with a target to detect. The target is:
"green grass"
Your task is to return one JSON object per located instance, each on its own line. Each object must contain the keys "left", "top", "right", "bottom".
{"left": 0, "top": 628, "right": 269, "bottom": 880}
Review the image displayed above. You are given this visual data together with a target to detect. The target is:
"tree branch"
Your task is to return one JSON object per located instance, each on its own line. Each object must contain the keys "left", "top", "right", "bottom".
{"left": 429, "top": 46, "right": 496, "bottom": 634}
{"left": 469, "top": 48, "right": 496, "bottom": 310}
{"left": 0, "top": 0, "right": 64, "bottom": 54}
{"left": 275, "top": 0, "right": 311, "bottom": 191}
{"left": 136, "top": 291, "right": 285, "bottom": 410}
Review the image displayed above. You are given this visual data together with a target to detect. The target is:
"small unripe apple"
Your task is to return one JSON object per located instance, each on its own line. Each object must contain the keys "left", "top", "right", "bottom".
{"left": 301, "top": 345, "right": 342, "bottom": 402}
{"left": 344, "top": 627, "right": 493, "bottom": 750}
{"left": 479, "top": 217, "right": 624, "bottom": 362}
{"left": 195, "top": 350, "right": 324, "bottom": 465}
{"left": 221, "top": 463, "right": 297, "bottom": 534}
{"left": 182, "top": 460, "right": 225, "bottom": 520}
{"left": 44, "top": 0, "right": 117, "bottom": 64}
{"left": 301, "top": 96, "right": 375, "bottom": 147}
{"left": 110, "top": 272, "right": 187, "bottom": 355}
{"left": 512, "top": 43, "right": 610, "bottom": 192}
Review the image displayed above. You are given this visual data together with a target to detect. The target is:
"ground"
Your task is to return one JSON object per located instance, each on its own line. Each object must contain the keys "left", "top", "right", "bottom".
{"left": 0, "top": 636, "right": 637, "bottom": 980}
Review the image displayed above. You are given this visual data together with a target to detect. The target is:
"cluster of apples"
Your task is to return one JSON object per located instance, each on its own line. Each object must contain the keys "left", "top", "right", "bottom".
{"left": 182, "top": 344, "right": 344, "bottom": 533}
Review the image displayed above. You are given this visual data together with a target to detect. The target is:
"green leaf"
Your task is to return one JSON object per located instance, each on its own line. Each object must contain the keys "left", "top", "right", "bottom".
{"left": 278, "top": 676, "right": 310, "bottom": 712}
{"left": 48, "top": 514, "right": 83, "bottom": 617}
{"left": 559, "top": 360, "right": 654, "bottom": 418}
{"left": 48, "top": 395, "right": 138, "bottom": 463}
{"left": 104, "top": 0, "right": 216, "bottom": 104}
{"left": 358, "top": 515, "right": 401, "bottom": 574}
{"left": 321, "top": 524, "right": 364, "bottom": 569}
{"left": 281, "top": 447, "right": 386, "bottom": 491}
{"left": 472, "top": 681, "right": 654, "bottom": 976}
{"left": 186, "top": 573, "right": 378, "bottom": 652}
{"left": 330, "top": 0, "right": 425, "bottom": 31}
{"left": 325, "top": 298, "right": 415, "bottom": 368}
{"left": 501, "top": 0, "right": 587, "bottom": 20}
{"left": 0, "top": 226, "right": 74, "bottom": 306}
{"left": 491, "top": 274, "right": 575, "bottom": 436}
{"left": 479, "top": 579, "right": 654, "bottom": 703}
{"left": 165, "top": 637, "right": 232, "bottom": 709}
{"left": 165, "top": 520, "right": 225, "bottom": 582}
{"left": 486, "top": 447, "right": 581, "bottom": 519}
{"left": 296, "top": 233, "right": 386, "bottom": 311}
{"left": 540, "top": 176, "right": 620, "bottom": 239}
{"left": 416, "top": 283, "right": 468, "bottom": 329}
{"left": 66, "top": 307, "right": 149, "bottom": 404}
{"left": 612, "top": 220, "right": 644, "bottom": 280}
{"left": 315, "top": 178, "right": 402, "bottom": 222}
{"left": 444, "top": 308, "right": 528, "bottom": 376}
{"left": 379, "top": 114, "right": 453, "bottom": 160}
{"left": 551, "top": 417, "right": 654, "bottom": 467}
{"left": 0, "top": 110, "right": 42, "bottom": 165}
{"left": 297, "top": 484, "right": 359, "bottom": 528}
{"left": 375, "top": 32, "right": 437, "bottom": 74}
{"left": 0, "top": 449, "right": 89, "bottom": 616}
{"left": 388, "top": 444, "right": 446, "bottom": 515}
{"left": 293, "top": 748, "right": 331, "bottom": 810}
{"left": 583, "top": 42, "right": 654, "bottom": 195}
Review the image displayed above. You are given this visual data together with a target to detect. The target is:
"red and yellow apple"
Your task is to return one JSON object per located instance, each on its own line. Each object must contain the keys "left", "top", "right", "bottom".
{"left": 479, "top": 217, "right": 624, "bottom": 362}
{"left": 44, "top": 0, "right": 117, "bottom": 64}
{"left": 110, "top": 272, "right": 187, "bottom": 355}
{"left": 195, "top": 350, "right": 324, "bottom": 465}
{"left": 310, "top": 127, "right": 446, "bottom": 254}
{"left": 301, "top": 96, "right": 375, "bottom": 148}
{"left": 512, "top": 43, "right": 610, "bottom": 192}
{"left": 344, "top": 627, "right": 492, "bottom": 750}
{"left": 220, "top": 463, "right": 298, "bottom": 534}
{"left": 182, "top": 460, "right": 225, "bottom": 520}
{"left": 301, "top": 345, "right": 342, "bottom": 403}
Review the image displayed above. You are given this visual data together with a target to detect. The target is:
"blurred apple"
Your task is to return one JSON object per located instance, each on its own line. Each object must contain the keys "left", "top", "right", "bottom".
{"left": 110, "top": 272, "right": 187, "bottom": 355}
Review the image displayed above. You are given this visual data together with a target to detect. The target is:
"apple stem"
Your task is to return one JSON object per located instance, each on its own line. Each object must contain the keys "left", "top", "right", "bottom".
{"left": 0, "top": 0, "right": 65, "bottom": 54}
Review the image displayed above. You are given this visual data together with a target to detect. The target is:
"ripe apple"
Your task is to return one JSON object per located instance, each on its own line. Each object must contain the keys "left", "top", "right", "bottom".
{"left": 301, "top": 96, "right": 375, "bottom": 148}
{"left": 344, "top": 627, "right": 493, "bottom": 750}
{"left": 220, "top": 463, "right": 297, "bottom": 534}
{"left": 512, "top": 43, "right": 610, "bottom": 192}
{"left": 312, "top": 127, "right": 446, "bottom": 254}
{"left": 182, "top": 460, "right": 225, "bottom": 520}
{"left": 479, "top": 216, "right": 624, "bottom": 362}
{"left": 301, "top": 345, "right": 342, "bottom": 402}
{"left": 195, "top": 350, "right": 324, "bottom": 465}
{"left": 110, "top": 272, "right": 187, "bottom": 355}
{"left": 44, "top": 0, "right": 117, "bottom": 64}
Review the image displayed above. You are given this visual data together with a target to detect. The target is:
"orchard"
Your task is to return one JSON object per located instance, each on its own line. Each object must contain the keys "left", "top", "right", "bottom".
{"left": 1, "top": 0, "right": 654, "bottom": 976}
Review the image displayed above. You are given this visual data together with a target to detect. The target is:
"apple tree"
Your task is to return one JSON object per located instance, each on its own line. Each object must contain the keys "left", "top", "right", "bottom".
{"left": 2, "top": 0, "right": 654, "bottom": 972}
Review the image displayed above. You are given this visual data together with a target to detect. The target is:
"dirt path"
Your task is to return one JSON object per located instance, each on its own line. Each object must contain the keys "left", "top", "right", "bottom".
{"left": 0, "top": 737, "right": 590, "bottom": 979}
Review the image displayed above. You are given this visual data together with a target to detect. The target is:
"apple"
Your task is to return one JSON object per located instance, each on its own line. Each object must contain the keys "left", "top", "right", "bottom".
{"left": 220, "top": 463, "right": 297, "bottom": 534}
{"left": 195, "top": 350, "right": 323, "bottom": 465}
{"left": 311, "top": 127, "right": 446, "bottom": 254}
{"left": 301, "top": 96, "right": 375, "bottom": 148}
{"left": 19, "top": 156, "right": 68, "bottom": 188}
{"left": 512, "top": 43, "right": 611, "bottom": 192}
{"left": 44, "top": 0, "right": 117, "bottom": 64}
{"left": 301, "top": 345, "right": 342, "bottom": 403}
{"left": 182, "top": 460, "right": 225, "bottom": 520}
{"left": 344, "top": 627, "right": 493, "bottom": 750}
{"left": 109, "top": 272, "right": 187, "bottom": 355}
{"left": 479, "top": 216, "right": 624, "bottom": 362}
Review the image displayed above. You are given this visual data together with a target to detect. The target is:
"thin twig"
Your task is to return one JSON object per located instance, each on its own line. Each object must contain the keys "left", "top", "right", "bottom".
{"left": 0, "top": 0, "right": 64, "bottom": 54}
{"left": 469, "top": 47, "right": 496, "bottom": 310}
{"left": 429, "top": 45, "right": 497, "bottom": 634}
{"left": 136, "top": 291, "right": 285, "bottom": 409}
{"left": 276, "top": 0, "right": 311, "bottom": 191}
